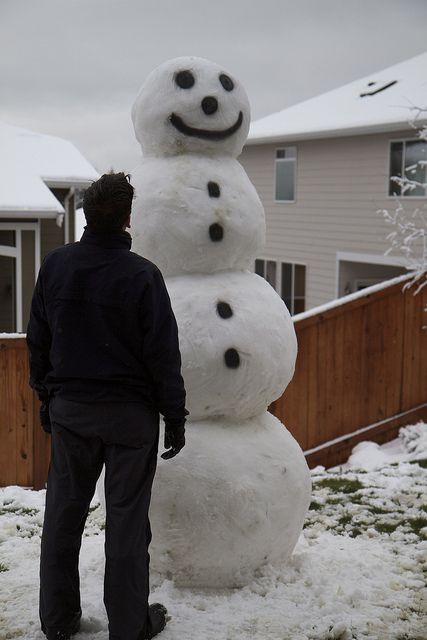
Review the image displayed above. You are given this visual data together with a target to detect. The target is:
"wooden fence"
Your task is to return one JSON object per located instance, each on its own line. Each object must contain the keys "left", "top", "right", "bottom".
{"left": 270, "top": 274, "right": 427, "bottom": 468}
{"left": 1, "top": 275, "right": 426, "bottom": 489}
{"left": 0, "top": 337, "right": 50, "bottom": 490}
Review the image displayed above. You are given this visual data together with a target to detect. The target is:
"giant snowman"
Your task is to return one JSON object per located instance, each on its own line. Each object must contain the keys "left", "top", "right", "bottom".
{"left": 129, "top": 57, "right": 311, "bottom": 588}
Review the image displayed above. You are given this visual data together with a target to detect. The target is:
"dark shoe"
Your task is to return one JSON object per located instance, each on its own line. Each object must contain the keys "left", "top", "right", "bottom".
{"left": 45, "top": 618, "right": 80, "bottom": 640}
{"left": 146, "top": 603, "right": 168, "bottom": 639}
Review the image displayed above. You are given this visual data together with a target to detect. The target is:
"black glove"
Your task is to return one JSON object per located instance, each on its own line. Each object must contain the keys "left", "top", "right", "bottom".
{"left": 30, "top": 377, "right": 50, "bottom": 403}
{"left": 39, "top": 402, "right": 52, "bottom": 434}
{"left": 30, "top": 378, "right": 52, "bottom": 434}
{"left": 161, "top": 417, "right": 186, "bottom": 460}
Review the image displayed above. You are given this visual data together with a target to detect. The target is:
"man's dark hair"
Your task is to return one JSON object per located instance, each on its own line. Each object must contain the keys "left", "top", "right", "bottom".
{"left": 83, "top": 172, "right": 135, "bottom": 234}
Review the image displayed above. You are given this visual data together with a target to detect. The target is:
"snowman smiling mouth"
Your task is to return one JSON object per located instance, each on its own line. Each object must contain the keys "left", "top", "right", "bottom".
{"left": 170, "top": 111, "right": 243, "bottom": 140}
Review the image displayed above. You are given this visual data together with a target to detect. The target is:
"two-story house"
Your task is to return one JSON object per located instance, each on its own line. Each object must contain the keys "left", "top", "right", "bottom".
{"left": 0, "top": 122, "right": 99, "bottom": 332}
{"left": 239, "top": 52, "right": 427, "bottom": 313}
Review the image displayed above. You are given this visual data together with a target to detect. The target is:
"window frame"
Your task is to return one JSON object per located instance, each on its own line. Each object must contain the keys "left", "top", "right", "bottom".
{"left": 388, "top": 138, "right": 427, "bottom": 198}
{"left": 0, "top": 222, "right": 40, "bottom": 332}
{"left": 274, "top": 146, "right": 297, "bottom": 203}
{"left": 255, "top": 258, "right": 306, "bottom": 315}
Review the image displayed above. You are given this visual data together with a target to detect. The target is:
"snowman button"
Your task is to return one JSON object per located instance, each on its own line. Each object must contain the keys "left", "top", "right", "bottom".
{"left": 208, "top": 182, "right": 220, "bottom": 198}
{"left": 224, "top": 348, "right": 240, "bottom": 369}
{"left": 217, "top": 301, "right": 233, "bottom": 319}
{"left": 209, "top": 223, "right": 223, "bottom": 242}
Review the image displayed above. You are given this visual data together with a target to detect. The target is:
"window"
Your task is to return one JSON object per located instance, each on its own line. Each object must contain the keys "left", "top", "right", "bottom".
{"left": 0, "top": 231, "right": 17, "bottom": 332}
{"left": 255, "top": 258, "right": 277, "bottom": 288}
{"left": 0, "top": 223, "right": 40, "bottom": 333}
{"left": 255, "top": 259, "right": 306, "bottom": 315}
{"left": 281, "top": 262, "right": 306, "bottom": 315}
{"left": 0, "top": 255, "right": 16, "bottom": 332}
{"left": 275, "top": 147, "right": 296, "bottom": 201}
{"left": 389, "top": 140, "right": 427, "bottom": 197}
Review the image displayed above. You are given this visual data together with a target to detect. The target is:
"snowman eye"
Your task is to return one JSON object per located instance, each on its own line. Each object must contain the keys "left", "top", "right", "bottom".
{"left": 219, "top": 74, "right": 234, "bottom": 91}
{"left": 175, "top": 70, "right": 195, "bottom": 89}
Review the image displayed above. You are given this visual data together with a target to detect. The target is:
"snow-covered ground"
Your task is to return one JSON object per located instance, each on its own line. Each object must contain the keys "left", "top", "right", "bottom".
{"left": 1, "top": 422, "right": 426, "bottom": 640}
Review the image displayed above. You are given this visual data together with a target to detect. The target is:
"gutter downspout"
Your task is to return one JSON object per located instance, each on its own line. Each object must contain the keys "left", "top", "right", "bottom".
{"left": 63, "top": 188, "right": 75, "bottom": 245}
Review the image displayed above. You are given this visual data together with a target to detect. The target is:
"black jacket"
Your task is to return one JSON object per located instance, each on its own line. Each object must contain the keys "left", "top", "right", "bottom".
{"left": 26, "top": 228, "right": 187, "bottom": 419}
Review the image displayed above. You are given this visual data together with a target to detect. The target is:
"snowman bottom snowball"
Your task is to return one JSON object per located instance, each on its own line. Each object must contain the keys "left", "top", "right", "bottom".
{"left": 97, "top": 411, "right": 311, "bottom": 588}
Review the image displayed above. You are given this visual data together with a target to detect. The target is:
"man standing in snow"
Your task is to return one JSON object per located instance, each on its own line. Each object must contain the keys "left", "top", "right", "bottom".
{"left": 26, "top": 172, "right": 187, "bottom": 640}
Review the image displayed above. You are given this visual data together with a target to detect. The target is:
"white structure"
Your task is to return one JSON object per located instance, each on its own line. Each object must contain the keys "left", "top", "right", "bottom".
{"left": 127, "top": 57, "right": 311, "bottom": 588}
{"left": 239, "top": 52, "right": 427, "bottom": 312}
{"left": 0, "top": 122, "right": 98, "bottom": 332}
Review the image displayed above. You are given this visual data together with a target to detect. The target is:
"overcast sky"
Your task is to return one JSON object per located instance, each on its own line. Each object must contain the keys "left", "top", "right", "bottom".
{"left": 1, "top": 0, "right": 426, "bottom": 174}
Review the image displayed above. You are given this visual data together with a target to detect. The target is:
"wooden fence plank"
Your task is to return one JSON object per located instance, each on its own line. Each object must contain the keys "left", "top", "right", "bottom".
{"left": 325, "top": 313, "right": 345, "bottom": 442}
{"left": 15, "top": 340, "right": 32, "bottom": 486}
{"left": 293, "top": 326, "right": 311, "bottom": 450}
{"left": 384, "top": 290, "right": 404, "bottom": 419}
{"left": 404, "top": 282, "right": 427, "bottom": 409}
{"left": 0, "top": 341, "right": 13, "bottom": 486}
{"left": 306, "top": 322, "right": 320, "bottom": 451}
{"left": 6, "top": 343, "right": 18, "bottom": 486}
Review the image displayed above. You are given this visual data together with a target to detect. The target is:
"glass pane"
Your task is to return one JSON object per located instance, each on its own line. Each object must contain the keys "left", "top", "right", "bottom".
{"left": 285, "top": 146, "right": 297, "bottom": 159}
{"left": 0, "top": 230, "right": 16, "bottom": 247}
{"left": 404, "top": 140, "right": 427, "bottom": 196}
{"left": 0, "top": 255, "right": 15, "bottom": 332}
{"left": 254, "top": 259, "right": 264, "bottom": 277}
{"left": 266, "top": 261, "right": 277, "bottom": 288}
{"left": 294, "top": 298, "right": 305, "bottom": 314}
{"left": 389, "top": 142, "right": 402, "bottom": 196}
{"left": 294, "top": 264, "right": 306, "bottom": 298}
{"left": 281, "top": 262, "right": 292, "bottom": 311}
{"left": 275, "top": 161, "right": 295, "bottom": 201}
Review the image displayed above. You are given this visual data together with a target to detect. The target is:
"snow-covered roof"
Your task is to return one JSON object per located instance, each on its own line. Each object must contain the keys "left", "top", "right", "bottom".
{"left": 247, "top": 52, "right": 427, "bottom": 145}
{"left": 0, "top": 122, "right": 99, "bottom": 217}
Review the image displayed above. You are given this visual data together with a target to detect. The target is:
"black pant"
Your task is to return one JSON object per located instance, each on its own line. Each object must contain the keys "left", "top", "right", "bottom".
{"left": 40, "top": 398, "right": 159, "bottom": 640}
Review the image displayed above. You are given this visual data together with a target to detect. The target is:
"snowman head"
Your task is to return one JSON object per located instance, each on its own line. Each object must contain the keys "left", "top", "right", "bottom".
{"left": 131, "top": 56, "right": 251, "bottom": 158}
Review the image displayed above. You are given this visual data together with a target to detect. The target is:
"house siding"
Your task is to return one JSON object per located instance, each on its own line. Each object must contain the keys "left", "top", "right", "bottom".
{"left": 40, "top": 218, "right": 64, "bottom": 259}
{"left": 239, "top": 129, "right": 420, "bottom": 309}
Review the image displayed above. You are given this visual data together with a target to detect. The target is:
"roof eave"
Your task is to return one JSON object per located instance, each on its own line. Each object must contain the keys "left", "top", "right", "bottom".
{"left": 43, "top": 177, "right": 98, "bottom": 190}
{"left": 246, "top": 119, "right": 427, "bottom": 146}
{"left": 0, "top": 208, "right": 63, "bottom": 219}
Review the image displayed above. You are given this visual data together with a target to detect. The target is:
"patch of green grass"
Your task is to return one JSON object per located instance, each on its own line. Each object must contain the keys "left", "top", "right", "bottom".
{"left": 313, "top": 477, "right": 365, "bottom": 494}
{"left": 407, "top": 516, "right": 427, "bottom": 538}
{"left": 368, "top": 505, "right": 390, "bottom": 515}
{"left": 337, "top": 514, "right": 353, "bottom": 527}
{"left": 0, "top": 563, "right": 8, "bottom": 572}
{"left": 308, "top": 500, "right": 323, "bottom": 511}
{"left": 0, "top": 504, "right": 39, "bottom": 517}
{"left": 375, "top": 522, "right": 401, "bottom": 535}
{"left": 409, "top": 458, "right": 427, "bottom": 469}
